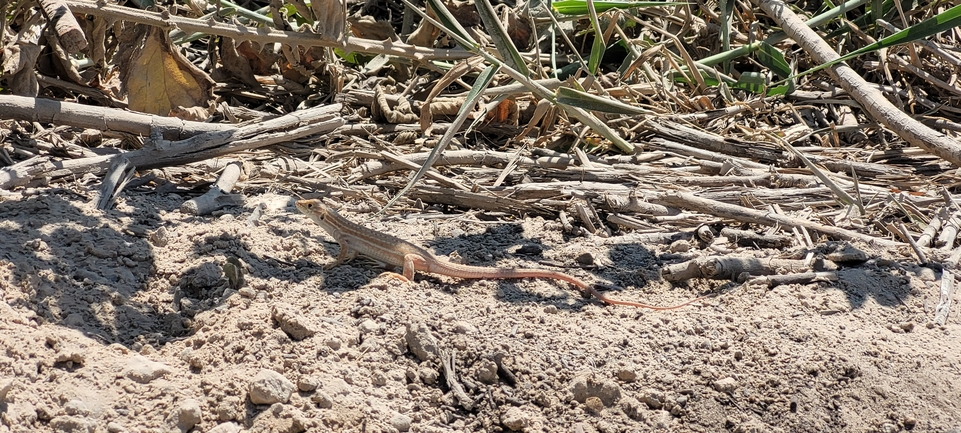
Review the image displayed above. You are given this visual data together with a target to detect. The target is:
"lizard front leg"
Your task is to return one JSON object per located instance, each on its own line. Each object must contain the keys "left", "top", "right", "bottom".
{"left": 324, "top": 244, "right": 358, "bottom": 269}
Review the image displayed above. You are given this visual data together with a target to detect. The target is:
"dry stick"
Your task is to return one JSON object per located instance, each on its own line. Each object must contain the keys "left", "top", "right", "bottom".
{"left": 39, "top": 0, "right": 87, "bottom": 53}
{"left": 933, "top": 270, "right": 954, "bottom": 326}
{"left": 0, "top": 95, "right": 233, "bottom": 140}
{"left": 662, "top": 256, "right": 812, "bottom": 282}
{"left": 654, "top": 191, "right": 903, "bottom": 247}
{"left": 754, "top": 0, "right": 961, "bottom": 167}
{"left": 181, "top": 161, "right": 245, "bottom": 215}
{"left": 3, "top": 105, "right": 343, "bottom": 190}
{"left": 64, "top": 0, "right": 472, "bottom": 61}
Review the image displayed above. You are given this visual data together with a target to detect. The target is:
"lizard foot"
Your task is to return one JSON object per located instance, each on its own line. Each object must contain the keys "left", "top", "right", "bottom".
{"left": 377, "top": 272, "right": 413, "bottom": 284}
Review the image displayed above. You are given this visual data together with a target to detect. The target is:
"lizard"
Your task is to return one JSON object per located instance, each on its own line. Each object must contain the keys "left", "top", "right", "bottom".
{"left": 296, "top": 198, "right": 702, "bottom": 310}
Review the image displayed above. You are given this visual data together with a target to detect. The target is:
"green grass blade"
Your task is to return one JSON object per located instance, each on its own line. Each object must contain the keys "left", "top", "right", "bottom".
{"left": 423, "top": 0, "right": 478, "bottom": 47}
{"left": 556, "top": 86, "right": 652, "bottom": 115}
{"left": 383, "top": 64, "right": 501, "bottom": 211}
{"left": 474, "top": 0, "right": 529, "bottom": 76}
{"left": 552, "top": 0, "right": 687, "bottom": 14}
{"left": 796, "top": 4, "right": 961, "bottom": 79}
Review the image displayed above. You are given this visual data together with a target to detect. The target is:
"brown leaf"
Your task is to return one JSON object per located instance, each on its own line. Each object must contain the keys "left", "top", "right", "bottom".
{"left": 311, "top": 0, "right": 346, "bottom": 41}
{"left": 116, "top": 24, "right": 213, "bottom": 116}
{"left": 2, "top": 43, "right": 41, "bottom": 96}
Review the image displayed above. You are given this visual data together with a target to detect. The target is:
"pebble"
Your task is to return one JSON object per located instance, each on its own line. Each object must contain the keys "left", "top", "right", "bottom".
{"left": 500, "top": 407, "right": 530, "bottom": 431}
{"left": 248, "top": 369, "right": 295, "bottom": 405}
{"left": 310, "top": 392, "right": 333, "bottom": 409}
{"left": 453, "top": 321, "right": 478, "bottom": 335}
{"left": 297, "top": 376, "right": 319, "bottom": 392}
{"left": 390, "top": 412, "right": 412, "bottom": 432}
{"left": 207, "top": 422, "right": 244, "bottom": 433}
{"left": 639, "top": 388, "right": 665, "bottom": 409}
{"left": 584, "top": 396, "right": 604, "bottom": 413}
{"left": 358, "top": 319, "right": 381, "bottom": 334}
{"left": 168, "top": 399, "right": 202, "bottom": 432}
{"left": 476, "top": 358, "right": 498, "bottom": 384}
{"left": 106, "top": 421, "right": 128, "bottom": 433}
{"left": 64, "top": 399, "right": 89, "bottom": 416}
{"left": 713, "top": 377, "right": 738, "bottom": 393}
{"left": 55, "top": 347, "right": 86, "bottom": 366}
{"left": 271, "top": 303, "right": 317, "bottom": 341}
{"left": 0, "top": 378, "right": 13, "bottom": 402}
{"left": 616, "top": 368, "right": 637, "bottom": 383}
{"left": 569, "top": 375, "right": 622, "bottom": 406}
{"left": 124, "top": 355, "right": 172, "bottom": 384}
{"left": 405, "top": 323, "right": 439, "bottom": 362}
{"left": 49, "top": 415, "right": 95, "bottom": 433}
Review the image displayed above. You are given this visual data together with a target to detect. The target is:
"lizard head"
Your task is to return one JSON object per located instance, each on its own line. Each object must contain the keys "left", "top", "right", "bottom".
{"left": 295, "top": 199, "right": 329, "bottom": 222}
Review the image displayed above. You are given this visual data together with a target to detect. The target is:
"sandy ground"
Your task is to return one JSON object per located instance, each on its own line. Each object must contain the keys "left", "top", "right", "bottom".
{"left": 0, "top": 187, "right": 959, "bottom": 432}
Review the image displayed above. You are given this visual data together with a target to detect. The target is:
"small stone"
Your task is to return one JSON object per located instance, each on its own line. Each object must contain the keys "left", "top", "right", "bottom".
{"left": 124, "top": 355, "right": 172, "bottom": 384}
{"left": 207, "top": 422, "right": 243, "bottom": 433}
{"left": 238, "top": 287, "right": 256, "bottom": 298}
{"left": 616, "top": 368, "right": 637, "bottom": 382}
{"left": 55, "top": 348, "right": 85, "bottom": 366}
{"left": 49, "top": 415, "right": 95, "bottom": 433}
{"left": 0, "top": 378, "right": 14, "bottom": 403}
{"left": 574, "top": 253, "right": 595, "bottom": 265}
{"left": 899, "top": 322, "right": 915, "bottom": 332}
{"left": 106, "top": 421, "right": 128, "bottom": 433}
{"left": 619, "top": 396, "right": 644, "bottom": 420}
{"left": 390, "top": 412, "right": 412, "bottom": 432}
{"left": 543, "top": 305, "right": 558, "bottom": 314}
{"left": 880, "top": 422, "right": 898, "bottom": 433}
{"left": 713, "top": 377, "right": 737, "bottom": 393}
{"left": 639, "top": 389, "right": 665, "bottom": 409}
{"left": 405, "top": 323, "right": 440, "bottom": 362}
{"left": 476, "top": 358, "right": 498, "bottom": 384}
{"left": 271, "top": 303, "right": 317, "bottom": 341}
{"left": 298, "top": 376, "right": 319, "bottom": 392}
{"left": 248, "top": 369, "right": 295, "bottom": 405}
{"left": 419, "top": 367, "right": 438, "bottom": 385}
{"left": 168, "top": 399, "right": 202, "bottom": 433}
{"left": 903, "top": 416, "right": 917, "bottom": 429}
{"left": 310, "top": 392, "right": 333, "bottom": 409}
{"left": 324, "top": 338, "right": 342, "bottom": 351}
{"left": 584, "top": 396, "right": 604, "bottom": 413}
{"left": 453, "top": 321, "right": 478, "bottom": 335}
{"left": 500, "top": 406, "right": 530, "bottom": 431}
{"left": 569, "top": 375, "right": 621, "bottom": 406}
{"left": 358, "top": 319, "right": 381, "bottom": 334}
{"left": 64, "top": 399, "right": 89, "bottom": 416}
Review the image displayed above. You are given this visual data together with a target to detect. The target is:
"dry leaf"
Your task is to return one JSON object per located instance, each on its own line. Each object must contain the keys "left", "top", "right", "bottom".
{"left": 116, "top": 24, "right": 213, "bottom": 116}
{"left": 311, "top": 0, "right": 346, "bottom": 41}
{"left": 2, "top": 43, "right": 41, "bottom": 96}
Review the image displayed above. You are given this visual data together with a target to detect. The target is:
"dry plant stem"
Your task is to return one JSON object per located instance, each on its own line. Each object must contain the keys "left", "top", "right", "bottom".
{"left": 934, "top": 270, "right": 954, "bottom": 326}
{"left": 897, "top": 222, "right": 928, "bottom": 264}
{"left": 402, "top": 185, "right": 554, "bottom": 216}
{"left": 0, "top": 95, "right": 233, "bottom": 140}
{"left": 39, "top": 0, "right": 87, "bottom": 53}
{"left": 754, "top": 0, "right": 961, "bottom": 167}
{"left": 181, "top": 161, "right": 246, "bottom": 215}
{"left": 917, "top": 208, "right": 947, "bottom": 248}
{"left": 661, "top": 256, "right": 813, "bottom": 282}
{"left": 719, "top": 227, "right": 793, "bottom": 248}
{"left": 654, "top": 191, "right": 902, "bottom": 247}
{"left": 64, "top": 0, "right": 471, "bottom": 61}
{"left": 2, "top": 105, "right": 343, "bottom": 189}
{"left": 441, "top": 350, "right": 473, "bottom": 411}
{"left": 750, "top": 271, "right": 837, "bottom": 288}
